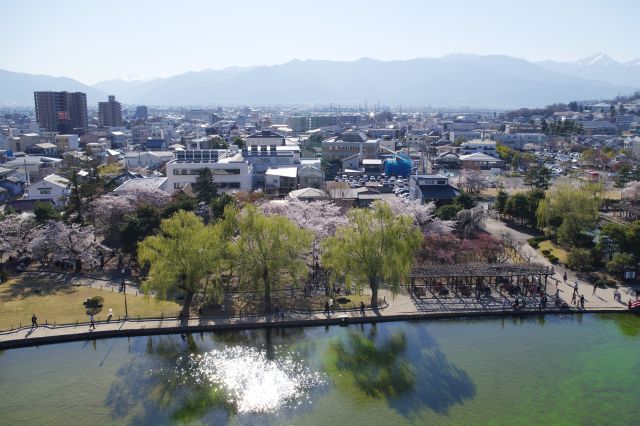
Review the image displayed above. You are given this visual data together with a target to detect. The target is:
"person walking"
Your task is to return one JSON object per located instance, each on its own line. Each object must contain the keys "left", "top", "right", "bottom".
{"left": 31, "top": 313, "right": 38, "bottom": 328}
{"left": 573, "top": 281, "right": 579, "bottom": 297}
{"left": 324, "top": 300, "right": 330, "bottom": 316}
{"left": 580, "top": 294, "right": 585, "bottom": 310}
{"left": 592, "top": 282, "right": 597, "bottom": 295}
{"left": 89, "top": 314, "right": 96, "bottom": 330}
{"left": 563, "top": 271, "right": 567, "bottom": 283}
{"left": 360, "top": 301, "right": 366, "bottom": 317}
{"left": 571, "top": 291, "right": 577, "bottom": 305}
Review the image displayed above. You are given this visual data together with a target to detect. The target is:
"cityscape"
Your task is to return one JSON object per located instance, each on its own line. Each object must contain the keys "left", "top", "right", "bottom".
{"left": 0, "top": 1, "right": 639, "bottom": 425}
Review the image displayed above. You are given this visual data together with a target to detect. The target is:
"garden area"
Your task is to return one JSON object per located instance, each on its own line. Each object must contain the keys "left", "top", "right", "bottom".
{"left": 0, "top": 272, "right": 180, "bottom": 330}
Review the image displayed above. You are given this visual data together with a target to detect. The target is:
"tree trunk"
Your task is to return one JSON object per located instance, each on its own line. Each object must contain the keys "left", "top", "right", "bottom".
{"left": 181, "top": 290, "right": 194, "bottom": 319}
{"left": 263, "top": 269, "right": 272, "bottom": 314}
{"left": 370, "top": 278, "right": 378, "bottom": 309}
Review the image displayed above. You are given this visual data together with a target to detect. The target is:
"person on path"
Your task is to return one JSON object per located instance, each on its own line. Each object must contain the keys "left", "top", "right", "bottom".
{"left": 563, "top": 271, "right": 567, "bottom": 283}
{"left": 592, "top": 282, "right": 597, "bottom": 295}
{"left": 31, "top": 313, "right": 38, "bottom": 328}
{"left": 89, "top": 314, "right": 96, "bottom": 330}
{"left": 573, "top": 282, "right": 579, "bottom": 296}
{"left": 324, "top": 300, "right": 330, "bottom": 316}
{"left": 360, "top": 301, "right": 366, "bottom": 317}
{"left": 571, "top": 291, "right": 577, "bottom": 305}
{"left": 580, "top": 294, "right": 585, "bottom": 310}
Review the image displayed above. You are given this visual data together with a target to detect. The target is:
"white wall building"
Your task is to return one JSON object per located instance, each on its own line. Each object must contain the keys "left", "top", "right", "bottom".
{"left": 165, "top": 150, "right": 253, "bottom": 193}
{"left": 125, "top": 151, "right": 175, "bottom": 169}
{"left": 27, "top": 174, "right": 70, "bottom": 208}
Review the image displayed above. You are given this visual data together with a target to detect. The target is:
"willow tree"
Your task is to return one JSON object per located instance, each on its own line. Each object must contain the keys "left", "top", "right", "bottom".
{"left": 225, "top": 205, "right": 313, "bottom": 314}
{"left": 322, "top": 201, "right": 423, "bottom": 309}
{"left": 536, "top": 182, "right": 601, "bottom": 247}
{"left": 138, "top": 210, "right": 227, "bottom": 318}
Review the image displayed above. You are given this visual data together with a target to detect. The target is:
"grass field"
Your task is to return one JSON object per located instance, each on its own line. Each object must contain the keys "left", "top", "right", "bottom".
{"left": 538, "top": 240, "right": 570, "bottom": 265}
{"left": 0, "top": 273, "right": 181, "bottom": 330}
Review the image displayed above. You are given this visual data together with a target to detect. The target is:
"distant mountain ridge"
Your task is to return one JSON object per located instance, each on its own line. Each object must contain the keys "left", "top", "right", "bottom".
{"left": 537, "top": 53, "right": 640, "bottom": 88}
{"left": 0, "top": 54, "right": 637, "bottom": 107}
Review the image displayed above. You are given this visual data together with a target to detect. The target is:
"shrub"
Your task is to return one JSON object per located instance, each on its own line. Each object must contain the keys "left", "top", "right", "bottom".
{"left": 567, "top": 248, "right": 595, "bottom": 272}
{"left": 527, "top": 236, "right": 545, "bottom": 249}
{"left": 0, "top": 268, "right": 8, "bottom": 283}
{"left": 541, "top": 249, "right": 551, "bottom": 256}
{"left": 547, "top": 255, "right": 559, "bottom": 264}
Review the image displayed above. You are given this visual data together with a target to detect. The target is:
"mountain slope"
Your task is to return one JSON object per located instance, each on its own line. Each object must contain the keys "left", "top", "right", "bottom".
{"left": 102, "top": 55, "right": 633, "bottom": 108}
{"left": 0, "top": 69, "right": 106, "bottom": 106}
{"left": 537, "top": 53, "right": 640, "bottom": 88}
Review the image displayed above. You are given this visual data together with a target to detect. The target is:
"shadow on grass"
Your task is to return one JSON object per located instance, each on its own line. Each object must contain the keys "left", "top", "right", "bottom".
{"left": 0, "top": 272, "right": 79, "bottom": 300}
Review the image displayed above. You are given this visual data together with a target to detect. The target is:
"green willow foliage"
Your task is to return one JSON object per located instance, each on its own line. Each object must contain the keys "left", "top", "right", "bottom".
{"left": 138, "top": 210, "right": 229, "bottom": 317}
{"left": 322, "top": 201, "right": 423, "bottom": 308}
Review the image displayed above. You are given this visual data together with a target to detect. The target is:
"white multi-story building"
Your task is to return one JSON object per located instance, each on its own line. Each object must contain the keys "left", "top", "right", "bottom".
{"left": 165, "top": 150, "right": 253, "bottom": 193}
{"left": 460, "top": 140, "right": 498, "bottom": 157}
{"left": 246, "top": 130, "right": 286, "bottom": 147}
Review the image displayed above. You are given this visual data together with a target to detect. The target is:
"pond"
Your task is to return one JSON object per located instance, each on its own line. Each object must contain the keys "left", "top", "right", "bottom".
{"left": 0, "top": 314, "right": 639, "bottom": 425}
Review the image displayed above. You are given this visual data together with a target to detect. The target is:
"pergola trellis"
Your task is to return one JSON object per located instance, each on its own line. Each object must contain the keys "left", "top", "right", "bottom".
{"left": 613, "top": 201, "right": 640, "bottom": 220}
{"left": 409, "top": 263, "right": 555, "bottom": 298}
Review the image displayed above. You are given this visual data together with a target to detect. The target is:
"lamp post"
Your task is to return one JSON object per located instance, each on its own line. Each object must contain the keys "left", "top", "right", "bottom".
{"left": 121, "top": 268, "right": 128, "bottom": 319}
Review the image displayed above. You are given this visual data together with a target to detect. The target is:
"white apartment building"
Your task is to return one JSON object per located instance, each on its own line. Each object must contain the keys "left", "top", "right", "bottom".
{"left": 246, "top": 130, "right": 286, "bottom": 146}
{"left": 165, "top": 150, "right": 253, "bottom": 193}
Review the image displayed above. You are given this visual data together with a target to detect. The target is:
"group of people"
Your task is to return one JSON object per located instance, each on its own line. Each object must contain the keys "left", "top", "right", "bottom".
{"left": 569, "top": 281, "right": 586, "bottom": 310}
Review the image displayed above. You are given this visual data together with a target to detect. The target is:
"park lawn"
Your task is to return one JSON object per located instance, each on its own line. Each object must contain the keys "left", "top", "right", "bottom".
{"left": 538, "top": 240, "right": 570, "bottom": 265}
{"left": 0, "top": 276, "right": 181, "bottom": 330}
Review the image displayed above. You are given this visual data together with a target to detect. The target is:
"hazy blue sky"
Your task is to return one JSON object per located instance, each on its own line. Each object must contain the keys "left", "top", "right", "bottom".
{"left": 2, "top": 0, "right": 638, "bottom": 84}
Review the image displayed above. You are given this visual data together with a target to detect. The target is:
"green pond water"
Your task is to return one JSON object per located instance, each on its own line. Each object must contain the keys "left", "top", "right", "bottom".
{"left": 0, "top": 314, "right": 639, "bottom": 425}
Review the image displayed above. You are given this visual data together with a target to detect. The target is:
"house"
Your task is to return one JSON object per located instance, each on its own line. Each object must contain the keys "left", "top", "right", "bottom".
{"left": 265, "top": 167, "right": 298, "bottom": 196}
{"left": 409, "top": 174, "right": 460, "bottom": 204}
{"left": 27, "top": 174, "right": 70, "bottom": 208}
{"left": 434, "top": 152, "right": 460, "bottom": 169}
{"left": 125, "top": 151, "right": 174, "bottom": 169}
{"left": 0, "top": 167, "right": 24, "bottom": 198}
{"left": 460, "top": 152, "right": 505, "bottom": 170}
{"left": 29, "top": 142, "right": 58, "bottom": 156}
{"left": 288, "top": 187, "right": 329, "bottom": 201}
{"left": 112, "top": 176, "right": 168, "bottom": 195}
{"left": 322, "top": 131, "right": 380, "bottom": 162}
{"left": 297, "top": 164, "right": 323, "bottom": 189}
{"left": 3, "top": 156, "right": 62, "bottom": 182}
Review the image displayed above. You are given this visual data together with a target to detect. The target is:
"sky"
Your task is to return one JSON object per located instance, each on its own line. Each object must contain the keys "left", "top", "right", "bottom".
{"left": 2, "top": 0, "right": 639, "bottom": 85}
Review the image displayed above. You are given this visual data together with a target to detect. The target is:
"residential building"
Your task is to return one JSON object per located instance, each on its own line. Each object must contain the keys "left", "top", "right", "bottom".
{"left": 112, "top": 176, "right": 168, "bottom": 195}
{"left": 409, "top": 174, "right": 460, "bottom": 204}
{"left": 287, "top": 116, "right": 309, "bottom": 133}
{"left": 461, "top": 140, "right": 498, "bottom": 157}
{"left": 98, "top": 95, "right": 123, "bottom": 127}
{"left": 242, "top": 145, "right": 301, "bottom": 188}
{"left": 265, "top": 167, "right": 298, "bottom": 195}
{"left": 27, "top": 174, "right": 70, "bottom": 208}
{"left": 297, "top": 163, "right": 323, "bottom": 188}
{"left": 165, "top": 150, "right": 253, "bottom": 193}
{"left": 34, "top": 91, "right": 88, "bottom": 135}
{"left": 3, "top": 155, "right": 62, "bottom": 182}
{"left": 124, "top": 151, "right": 174, "bottom": 169}
{"left": 54, "top": 134, "right": 79, "bottom": 152}
{"left": 322, "top": 131, "right": 380, "bottom": 162}
{"left": 246, "top": 130, "right": 286, "bottom": 147}
{"left": 460, "top": 152, "right": 505, "bottom": 170}
{"left": 135, "top": 106, "right": 148, "bottom": 120}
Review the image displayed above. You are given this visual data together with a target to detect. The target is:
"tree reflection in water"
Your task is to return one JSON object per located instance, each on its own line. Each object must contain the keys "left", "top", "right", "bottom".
{"left": 326, "top": 324, "right": 476, "bottom": 418}
{"left": 106, "top": 328, "right": 323, "bottom": 424}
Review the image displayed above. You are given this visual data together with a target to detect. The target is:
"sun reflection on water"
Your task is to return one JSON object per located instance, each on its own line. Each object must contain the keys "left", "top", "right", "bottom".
{"left": 180, "top": 346, "right": 327, "bottom": 414}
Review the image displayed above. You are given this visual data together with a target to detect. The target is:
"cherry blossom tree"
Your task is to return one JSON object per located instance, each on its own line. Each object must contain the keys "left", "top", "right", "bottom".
{"left": 459, "top": 170, "right": 490, "bottom": 194}
{"left": 622, "top": 181, "right": 640, "bottom": 202}
{"left": 0, "top": 213, "right": 42, "bottom": 261}
{"left": 456, "top": 206, "right": 487, "bottom": 238}
{"left": 29, "top": 221, "right": 104, "bottom": 271}
{"left": 383, "top": 197, "right": 454, "bottom": 235}
{"left": 260, "top": 199, "right": 347, "bottom": 241}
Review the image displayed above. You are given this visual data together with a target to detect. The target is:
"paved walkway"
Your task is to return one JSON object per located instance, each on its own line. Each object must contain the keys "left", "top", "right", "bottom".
{"left": 483, "top": 216, "right": 636, "bottom": 310}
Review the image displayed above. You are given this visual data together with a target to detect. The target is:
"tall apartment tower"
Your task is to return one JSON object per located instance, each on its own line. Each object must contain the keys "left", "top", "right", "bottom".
{"left": 135, "top": 105, "right": 148, "bottom": 120}
{"left": 34, "top": 91, "right": 88, "bottom": 135}
{"left": 98, "top": 95, "right": 123, "bottom": 127}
